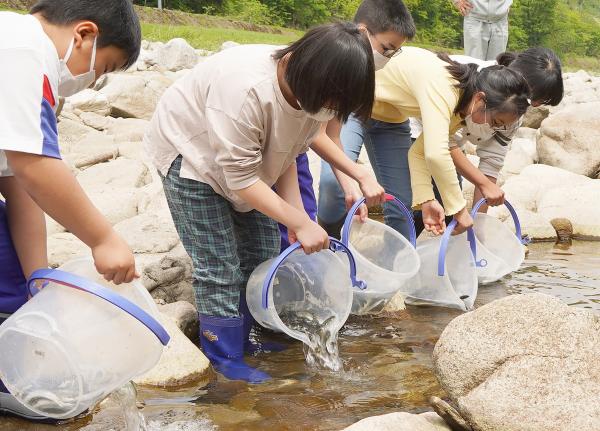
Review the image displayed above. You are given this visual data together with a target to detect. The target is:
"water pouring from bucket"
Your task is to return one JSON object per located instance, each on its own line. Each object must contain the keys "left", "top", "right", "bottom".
{"left": 0, "top": 258, "right": 169, "bottom": 420}
{"left": 468, "top": 199, "right": 528, "bottom": 284}
{"left": 246, "top": 238, "right": 365, "bottom": 371}
{"left": 341, "top": 193, "right": 420, "bottom": 315}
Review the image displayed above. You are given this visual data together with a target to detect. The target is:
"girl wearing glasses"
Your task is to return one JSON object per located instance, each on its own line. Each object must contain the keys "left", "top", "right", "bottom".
{"left": 408, "top": 47, "right": 564, "bottom": 226}
{"left": 318, "top": 46, "right": 532, "bottom": 238}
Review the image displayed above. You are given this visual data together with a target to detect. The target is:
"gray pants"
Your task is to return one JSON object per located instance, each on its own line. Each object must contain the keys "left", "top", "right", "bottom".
{"left": 464, "top": 15, "right": 509, "bottom": 61}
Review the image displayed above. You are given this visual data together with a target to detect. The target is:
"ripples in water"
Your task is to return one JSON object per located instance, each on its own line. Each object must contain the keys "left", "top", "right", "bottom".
{"left": 4, "top": 241, "right": 599, "bottom": 431}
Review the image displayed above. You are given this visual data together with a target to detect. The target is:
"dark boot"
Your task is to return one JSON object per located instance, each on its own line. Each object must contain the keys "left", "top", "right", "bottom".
{"left": 199, "top": 314, "right": 270, "bottom": 384}
{"left": 239, "top": 294, "right": 286, "bottom": 354}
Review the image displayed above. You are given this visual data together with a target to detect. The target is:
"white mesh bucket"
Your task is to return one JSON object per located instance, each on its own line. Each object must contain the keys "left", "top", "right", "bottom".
{"left": 246, "top": 238, "right": 366, "bottom": 346}
{"left": 340, "top": 194, "right": 420, "bottom": 315}
{"left": 468, "top": 199, "right": 527, "bottom": 284}
{"left": 407, "top": 219, "right": 478, "bottom": 311}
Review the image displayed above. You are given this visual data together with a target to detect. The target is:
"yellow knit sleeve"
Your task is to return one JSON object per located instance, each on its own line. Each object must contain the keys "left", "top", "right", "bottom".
{"left": 410, "top": 77, "right": 466, "bottom": 216}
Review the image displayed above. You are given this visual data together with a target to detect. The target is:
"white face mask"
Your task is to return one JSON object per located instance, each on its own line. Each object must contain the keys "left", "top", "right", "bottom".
{"left": 373, "top": 49, "right": 391, "bottom": 71}
{"left": 306, "top": 109, "right": 337, "bottom": 122}
{"left": 298, "top": 101, "right": 336, "bottom": 123}
{"left": 465, "top": 100, "right": 494, "bottom": 141}
{"left": 58, "top": 36, "right": 97, "bottom": 98}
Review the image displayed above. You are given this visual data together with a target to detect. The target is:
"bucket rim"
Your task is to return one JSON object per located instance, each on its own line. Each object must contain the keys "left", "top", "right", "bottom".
{"left": 27, "top": 269, "right": 170, "bottom": 346}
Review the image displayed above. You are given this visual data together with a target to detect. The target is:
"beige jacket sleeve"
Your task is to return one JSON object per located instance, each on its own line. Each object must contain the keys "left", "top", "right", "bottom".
{"left": 408, "top": 83, "right": 466, "bottom": 216}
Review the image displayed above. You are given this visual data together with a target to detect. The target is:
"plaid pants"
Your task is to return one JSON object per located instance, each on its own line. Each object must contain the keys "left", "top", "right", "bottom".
{"left": 162, "top": 156, "right": 279, "bottom": 317}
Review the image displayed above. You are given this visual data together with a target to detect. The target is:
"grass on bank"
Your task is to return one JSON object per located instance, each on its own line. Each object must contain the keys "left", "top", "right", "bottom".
{"left": 141, "top": 22, "right": 300, "bottom": 51}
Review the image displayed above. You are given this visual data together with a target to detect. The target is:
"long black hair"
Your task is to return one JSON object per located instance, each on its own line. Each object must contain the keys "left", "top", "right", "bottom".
{"left": 497, "top": 47, "right": 563, "bottom": 106}
{"left": 438, "top": 53, "right": 530, "bottom": 117}
{"left": 273, "top": 22, "right": 375, "bottom": 122}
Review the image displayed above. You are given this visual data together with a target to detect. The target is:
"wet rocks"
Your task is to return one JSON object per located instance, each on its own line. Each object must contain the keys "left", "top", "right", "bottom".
{"left": 433, "top": 293, "right": 600, "bottom": 431}
{"left": 550, "top": 217, "right": 574, "bottom": 243}
{"left": 343, "top": 412, "right": 451, "bottom": 431}
{"left": 133, "top": 312, "right": 210, "bottom": 387}
{"left": 159, "top": 301, "right": 199, "bottom": 341}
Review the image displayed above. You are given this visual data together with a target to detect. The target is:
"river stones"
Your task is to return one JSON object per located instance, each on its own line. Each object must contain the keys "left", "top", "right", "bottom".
{"left": 433, "top": 293, "right": 600, "bottom": 431}
{"left": 342, "top": 411, "right": 451, "bottom": 431}
{"left": 133, "top": 312, "right": 210, "bottom": 387}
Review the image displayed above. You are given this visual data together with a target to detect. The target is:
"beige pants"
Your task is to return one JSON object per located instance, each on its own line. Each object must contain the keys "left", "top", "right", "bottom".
{"left": 464, "top": 15, "right": 509, "bottom": 61}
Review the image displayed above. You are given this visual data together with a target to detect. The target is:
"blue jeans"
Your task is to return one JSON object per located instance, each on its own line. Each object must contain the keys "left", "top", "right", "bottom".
{"left": 318, "top": 116, "right": 414, "bottom": 240}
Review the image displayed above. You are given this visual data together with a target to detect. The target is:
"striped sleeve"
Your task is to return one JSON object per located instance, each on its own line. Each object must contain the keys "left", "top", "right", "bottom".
{"left": 0, "top": 48, "right": 60, "bottom": 159}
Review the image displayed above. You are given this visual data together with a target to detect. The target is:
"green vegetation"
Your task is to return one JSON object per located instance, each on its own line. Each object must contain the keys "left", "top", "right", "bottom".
{"left": 1, "top": 0, "right": 598, "bottom": 71}
{"left": 141, "top": 22, "right": 300, "bottom": 50}
{"left": 133, "top": 0, "right": 600, "bottom": 72}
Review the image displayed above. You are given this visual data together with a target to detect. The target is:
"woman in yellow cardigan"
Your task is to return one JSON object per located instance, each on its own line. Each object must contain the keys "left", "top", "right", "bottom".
{"left": 318, "top": 47, "right": 530, "bottom": 236}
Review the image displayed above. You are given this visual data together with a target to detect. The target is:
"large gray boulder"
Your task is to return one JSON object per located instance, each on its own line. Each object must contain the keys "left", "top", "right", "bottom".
{"left": 155, "top": 38, "right": 198, "bottom": 71}
{"left": 66, "top": 89, "right": 111, "bottom": 116}
{"left": 76, "top": 158, "right": 151, "bottom": 190}
{"left": 537, "top": 102, "right": 600, "bottom": 178}
{"left": 490, "top": 164, "right": 600, "bottom": 239}
{"left": 100, "top": 72, "right": 173, "bottom": 120}
{"left": 133, "top": 312, "right": 210, "bottom": 387}
{"left": 433, "top": 293, "right": 600, "bottom": 431}
{"left": 113, "top": 210, "right": 180, "bottom": 254}
{"left": 343, "top": 412, "right": 450, "bottom": 431}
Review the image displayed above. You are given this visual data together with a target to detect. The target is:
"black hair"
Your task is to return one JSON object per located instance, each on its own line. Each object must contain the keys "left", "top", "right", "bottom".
{"left": 438, "top": 53, "right": 530, "bottom": 118}
{"left": 354, "top": 0, "right": 416, "bottom": 40}
{"left": 30, "top": 0, "right": 141, "bottom": 70}
{"left": 273, "top": 22, "right": 375, "bottom": 123}
{"left": 497, "top": 47, "right": 563, "bottom": 106}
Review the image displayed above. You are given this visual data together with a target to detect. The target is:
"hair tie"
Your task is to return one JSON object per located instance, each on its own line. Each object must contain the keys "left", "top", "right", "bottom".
{"left": 527, "top": 98, "right": 532, "bottom": 105}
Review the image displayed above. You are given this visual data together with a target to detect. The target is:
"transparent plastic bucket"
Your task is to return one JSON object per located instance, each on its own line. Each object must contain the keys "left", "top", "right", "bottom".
{"left": 246, "top": 238, "right": 365, "bottom": 346}
{"left": 469, "top": 199, "right": 527, "bottom": 284}
{"left": 407, "top": 220, "right": 478, "bottom": 311}
{"left": 0, "top": 258, "right": 169, "bottom": 419}
{"left": 340, "top": 194, "right": 420, "bottom": 315}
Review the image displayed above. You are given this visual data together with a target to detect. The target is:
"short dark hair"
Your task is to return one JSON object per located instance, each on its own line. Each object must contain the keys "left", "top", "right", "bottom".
{"left": 30, "top": 0, "right": 141, "bottom": 70}
{"left": 273, "top": 22, "right": 375, "bottom": 123}
{"left": 497, "top": 47, "right": 564, "bottom": 106}
{"left": 439, "top": 53, "right": 530, "bottom": 118}
{"left": 354, "top": 0, "right": 416, "bottom": 40}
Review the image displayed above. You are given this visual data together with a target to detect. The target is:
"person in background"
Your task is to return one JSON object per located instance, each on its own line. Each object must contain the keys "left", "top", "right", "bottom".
{"left": 0, "top": 0, "right": 141, "bottom": 421}
{"left": 144, "top": 23, "right": 385, "bottom": 384}
{"left": 453, "top": 0, "right": 512, "bottom": 61}
{"left": 279, "top": 0, "right": 416, "bottom": 250}
{"left": 318, "top": 47, "right": 531, "bottom": 239}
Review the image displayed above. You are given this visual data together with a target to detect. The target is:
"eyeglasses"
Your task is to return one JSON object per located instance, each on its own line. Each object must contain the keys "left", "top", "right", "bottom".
{"left": 368, "top": 29, "right": 403, "bottom": 58}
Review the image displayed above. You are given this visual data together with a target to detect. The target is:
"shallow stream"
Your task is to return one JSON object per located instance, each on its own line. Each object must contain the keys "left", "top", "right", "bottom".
{"left": 2, "top": 241, "right": 599, "bottom": 431}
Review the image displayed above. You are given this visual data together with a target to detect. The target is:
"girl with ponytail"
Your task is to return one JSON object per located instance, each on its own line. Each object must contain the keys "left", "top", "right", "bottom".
{"left": 318, "top": 46, "right": 532, "bottom": 238}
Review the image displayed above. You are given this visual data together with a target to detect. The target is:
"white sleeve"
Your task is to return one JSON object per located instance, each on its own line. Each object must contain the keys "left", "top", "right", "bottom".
{"left": 476, "top": 137, "right": 508, "bottom": 179}
{"left": 0, "top": 47, "right": 59, "bottom": 159}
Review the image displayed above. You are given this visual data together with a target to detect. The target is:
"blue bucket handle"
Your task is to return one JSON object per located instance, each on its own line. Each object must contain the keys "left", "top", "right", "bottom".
{"left": 341, "top": 193, "right": 417, "bottom": 248}
{"left": 261, "top": 237, "right": 366, "bottom": 310}
{"left": 437, "top": 219, "right": 480, "bottom": 276}
{"left": 469, "top": 198, "right": 528, "bottom": 245}
{"left": 28, "top": 269, "right": 170, "bottom": 346}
